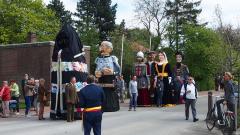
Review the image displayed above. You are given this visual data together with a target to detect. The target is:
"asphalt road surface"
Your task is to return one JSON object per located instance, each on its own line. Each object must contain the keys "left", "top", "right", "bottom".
{"left": 0, "top": 95, "right": 235, "bottom": 135}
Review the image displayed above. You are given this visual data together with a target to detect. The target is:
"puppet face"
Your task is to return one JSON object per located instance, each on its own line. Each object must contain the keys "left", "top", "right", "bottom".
{"left": 147, "top": 53, "right": 155, "bottom": 61}
{"left": 158, "top": 53, "right": 165, "bottom": 62}
{"left": 136, "top": 56, "right": 143, "bottom": 62}
{"left": 99, "top": 43, "right": 112, "bottom": 56}
{"left": 176, "top": 55, "right": 182, "bottom": 63}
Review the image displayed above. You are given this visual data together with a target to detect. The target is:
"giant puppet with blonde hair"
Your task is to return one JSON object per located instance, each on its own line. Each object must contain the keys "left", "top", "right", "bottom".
{"left": 133, "top": 51, "right": 151, "bottom": 106}
{"left": 152, "top": 51, "right": 173, "bottom": 107}
{"left": 95, "top": 41, "right": 120, "bottom": 112}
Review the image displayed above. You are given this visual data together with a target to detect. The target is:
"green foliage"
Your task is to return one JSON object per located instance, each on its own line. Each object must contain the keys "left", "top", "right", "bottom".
{"left": 47, "top": 0, "right": 73, "bottom": 26}
{"left": 183, "top": 25, "right": 225, "bottom": 90}
{"left": 0, "top": 0, "right": 60, "bottom": 44}
{"left": 165, "top": 0, "right": 202, "bottom": 51}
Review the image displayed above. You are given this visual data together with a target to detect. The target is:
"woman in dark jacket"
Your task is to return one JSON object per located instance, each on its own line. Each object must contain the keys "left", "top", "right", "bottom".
{"left": 38, "top": 79, "right": 48, "bottom": 120}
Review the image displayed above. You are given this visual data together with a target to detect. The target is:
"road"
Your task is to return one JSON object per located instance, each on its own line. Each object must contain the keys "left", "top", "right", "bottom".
{"left": 0, "top": 95, "right": 233, "bottom": 135}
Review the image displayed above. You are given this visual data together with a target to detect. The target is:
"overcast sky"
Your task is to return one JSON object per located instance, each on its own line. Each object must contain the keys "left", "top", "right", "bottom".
{"left": 43, "top": 0, "right": 240, "bottom": 28}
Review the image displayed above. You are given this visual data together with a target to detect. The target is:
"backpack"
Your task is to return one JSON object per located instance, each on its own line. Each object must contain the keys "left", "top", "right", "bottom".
{"left": 183, "top": 83, "right": 197, "bottom": 100}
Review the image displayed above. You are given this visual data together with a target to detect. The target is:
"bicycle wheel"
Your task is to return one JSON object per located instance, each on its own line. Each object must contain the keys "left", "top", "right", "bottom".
{"left": 206, "top": 109, "right": 216, "bottom": 131}
{"left": 221, "top": 115, "right": 235, "bottom": 135}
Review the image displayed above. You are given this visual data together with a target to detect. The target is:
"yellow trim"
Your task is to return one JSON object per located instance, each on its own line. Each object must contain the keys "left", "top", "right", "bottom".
{"left": 84, "top": 106, "right": 102, "bottom": 111}
{"left": 155, "top": 63, "right": 168, "bottom": 77}
{"left": 158, "top": 73, "right": 168, "bottom": 77}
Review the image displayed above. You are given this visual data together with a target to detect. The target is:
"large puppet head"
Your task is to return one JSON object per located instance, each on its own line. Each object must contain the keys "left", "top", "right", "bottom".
{"left": 136, "top": 51, "right": 144, "bottom": 63}
{"left": 146, "top": 51, "right": 156, "bottom": 62}
{"left": 99, "top": 41, "right": 113, "bottom": 56}
{"left": 175, "top": 51, "right": 184, "bottom": 63}
{"left": 158, "top": 51, "right": 168, "bottom": 63}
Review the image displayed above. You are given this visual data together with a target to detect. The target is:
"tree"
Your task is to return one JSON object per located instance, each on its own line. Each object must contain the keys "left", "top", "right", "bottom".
{"left": 0, "top": 0, "right": 60, "bottom": 44}
{"left": 95, "top": 0, "right": 117, "bottom": 41}
{"left": 183, "top": 25, "right": 224, "bottom": 90}
{"left": 134, "top": 0, "right": 167, "bottom": 50}
{"left": 47, "top": 0, "right": 73, "bottom": 26}
{"left": 165, "top": 0, "right": 202, "bottom": 51}
{"left": 214, "top": 5, "right": 240, "bottom": 73}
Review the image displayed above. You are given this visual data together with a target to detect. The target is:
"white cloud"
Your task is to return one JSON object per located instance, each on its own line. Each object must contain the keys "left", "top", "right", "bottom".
{"left": 43, "top": 0, "right": 240, "bottom": 28}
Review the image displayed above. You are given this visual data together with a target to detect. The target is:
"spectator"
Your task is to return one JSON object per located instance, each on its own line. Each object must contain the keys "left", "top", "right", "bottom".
{"left": 0, "top": 81, "right": 11, "bottom": 118}
{"left": 33, "top": 79, "right": 39, "bottom": 115}
{"left": 38, "top": 79, "right": 48, "bottom": 120}
{"left": 128, "top": 76, "right": 138, "bottom": 111}
{"left": 116, "top": 75, "right": 125, "bottom": 103}
{"left": 10, "top": 80, "right": 20, "bottom": 115}
{"left": 24, "top": 78, "right": 35, "bottom": 117}
{"left": 181, "top": 75, "right": 199, "bottom": 122}
{"left": 216, "top": 72, "right": 236, "bottom": 125}
{"left": 65, "top": 77, "right": 78, "bottom": 122}
{"left": 21, "top": 74, "right": 29, "bottom": 98}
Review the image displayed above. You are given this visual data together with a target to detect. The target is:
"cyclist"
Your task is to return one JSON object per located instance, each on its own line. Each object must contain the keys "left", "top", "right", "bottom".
{"left": 216, "top": 72, "right": 236, "bottom": 125}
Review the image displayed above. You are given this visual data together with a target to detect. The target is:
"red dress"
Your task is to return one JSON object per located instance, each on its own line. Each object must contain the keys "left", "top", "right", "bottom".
{"left": 133, "top": 63, "right": 151, "bottom": 106}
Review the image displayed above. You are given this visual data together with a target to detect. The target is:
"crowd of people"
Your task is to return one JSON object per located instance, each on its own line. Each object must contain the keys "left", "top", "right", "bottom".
{"left": 0, "top": 74, "right": 49, "bottom": 120}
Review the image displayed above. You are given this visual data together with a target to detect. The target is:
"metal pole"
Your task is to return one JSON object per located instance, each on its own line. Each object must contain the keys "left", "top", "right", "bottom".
{"left": 238, "top": 74, "right": 240, "bottom": 108}
{"left": 208, "top": 92, "right": 213, "bottom": 113}
{"left": 120, "top": 34, "right": 124, "bottom": 75}
{"left": 149, "top": 35, "right": 152, "bottom": 51}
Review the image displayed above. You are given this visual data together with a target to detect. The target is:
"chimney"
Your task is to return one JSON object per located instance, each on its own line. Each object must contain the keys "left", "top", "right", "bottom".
{"left": 26, "top": 32, "right": 37, "bottom": 43}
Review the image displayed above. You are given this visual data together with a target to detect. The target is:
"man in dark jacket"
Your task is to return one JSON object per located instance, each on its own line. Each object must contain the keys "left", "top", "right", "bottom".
{"left": 65, "top": 77, "right": 78, "bottom": 122}
{"left": 79, "top": 75, "right": 105, "bottom": 135}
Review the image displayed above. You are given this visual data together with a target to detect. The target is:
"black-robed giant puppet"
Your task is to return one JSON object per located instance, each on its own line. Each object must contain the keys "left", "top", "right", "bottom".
{"left": 172, "top": 52, "right": 189, "bottom": 104}
{"left": 50, "top": 24, "right": 88, "bottom": 119}
{"left": 95, "top": 41, "right": 120, "bottom": 112}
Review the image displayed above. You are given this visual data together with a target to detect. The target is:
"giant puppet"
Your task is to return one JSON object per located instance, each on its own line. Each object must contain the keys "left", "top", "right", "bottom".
{"left": 50, "top": 24, "right": 88, "bottom": 119}
{"left": 173, "top": 52, "right": 189, "bottom": 104}
{"left": 95, "top": 41, "right": 120, "bottom": 112}
{"left": 133, "top": 51, "right": 151, "bottom": 106}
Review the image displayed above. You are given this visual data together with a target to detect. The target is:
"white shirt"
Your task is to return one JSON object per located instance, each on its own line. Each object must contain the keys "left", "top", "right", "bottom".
{"left": 129, "top": 80, "right": 138, "bottom": 94}
{"left": 181, "top": 83, "right": 198, "bottom": 99}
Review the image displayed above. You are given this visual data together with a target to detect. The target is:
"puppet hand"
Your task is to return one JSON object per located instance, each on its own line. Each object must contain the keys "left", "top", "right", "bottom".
{"left": 95, "top": 71, "right": 102, "bottom": 78}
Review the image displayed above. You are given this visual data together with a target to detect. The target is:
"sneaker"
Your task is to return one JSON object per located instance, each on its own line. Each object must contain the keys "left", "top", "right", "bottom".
{"left": 128, "top": 109, "right": 132, "bottom": 111}
{"left": 186, "top": 118, "right": 189, "bottom": 120}
{"left": 193, "top": 118, "right": 199, "bottom": 122}
{"left": 16, "top": 112, "right": 20, "bottom": 115}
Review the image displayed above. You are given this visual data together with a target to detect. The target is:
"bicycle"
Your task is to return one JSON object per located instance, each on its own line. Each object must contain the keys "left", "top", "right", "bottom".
{"left": 205, "top": 96, "right": 235, "bottom": 135}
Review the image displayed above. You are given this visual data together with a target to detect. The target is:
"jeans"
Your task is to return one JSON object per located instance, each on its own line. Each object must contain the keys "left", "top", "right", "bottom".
{"left": 129, "top": 93, "right": 137, "bottom": 110}
{"left": 185, "top": 99, "right": 197, "bottom": 119}
{"left": 25, "top": 96, "right": 31, "bottom": 115}
{"left": 11, "top": 96, "right": 19, "bottom": 112}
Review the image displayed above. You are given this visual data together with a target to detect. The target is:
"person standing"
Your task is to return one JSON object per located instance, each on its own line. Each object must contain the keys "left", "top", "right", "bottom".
{"left": 181, "top": 75, "right": 199, "bottom": 122}
{"left": 79, "top": 75, "right": 105, "bottom": 135}
{"left": 33, "top": 79, "right": 39, "bottom": 115}
{"left": 216, "top": 72, "right": 236, "bottom": 125}
{"left": 116, "top": 75, "right": 125, "bottom": 103}
{"left": 38, "top": 79, "right": 48, "bottom": 120}
{"left": 0, "top": 81, "right": 11, "bottom": 118}
{"left": 24, "top": 78, "right": 35, "bottom": 117}
{"left": 128, "top": 76, "right": 138, "bottom": 111}
{"left": 21, "top": 74, "right": 29, "bottom": 98}
{"left": 65, "top": 77, "right": 78, "bottom": 122}
{"left": 10, "top": 80, "right": 20, "bottom": 115}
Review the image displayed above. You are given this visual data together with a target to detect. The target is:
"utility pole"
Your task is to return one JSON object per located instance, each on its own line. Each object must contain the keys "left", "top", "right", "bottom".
{"left": 120, "top": 34, "right": 124, "bottom": 75}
